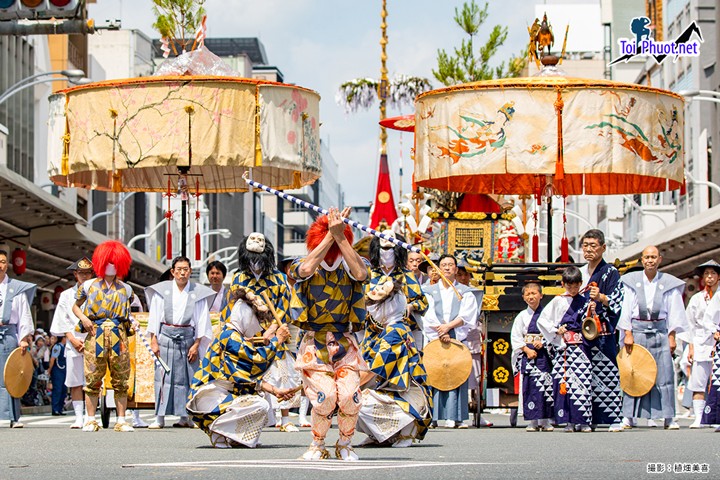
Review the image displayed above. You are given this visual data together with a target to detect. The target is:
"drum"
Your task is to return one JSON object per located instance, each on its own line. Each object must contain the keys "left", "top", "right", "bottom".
{"left": 4, "top": 347, "right": 34, "bottom": 398}
{"left": 617, "top": 344, "right": 658, "bottom": 397}
{"left": 423, "top": 339, "right": 473, "bottom": 391}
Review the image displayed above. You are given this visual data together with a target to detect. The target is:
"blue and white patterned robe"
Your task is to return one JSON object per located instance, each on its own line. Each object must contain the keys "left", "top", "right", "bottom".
{"left": 580, "top": 260, "right": 624, "bottom": 425}
{"left": 538, "top": 294, "right": 593, "bottom": 426}
{"left": 511, "top": 306, "right": 554, "bottom": 421}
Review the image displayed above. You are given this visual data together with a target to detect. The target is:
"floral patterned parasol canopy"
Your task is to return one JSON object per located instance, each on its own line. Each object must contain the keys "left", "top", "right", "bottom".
{"left": 413, "top": 76, "right": 684, "bottom": 196}
{"left": 48, "top": 75, "right": 321, "bottom": 193}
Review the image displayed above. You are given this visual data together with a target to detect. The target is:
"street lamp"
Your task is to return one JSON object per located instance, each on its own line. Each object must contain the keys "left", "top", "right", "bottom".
{"left": 0, "top": 69, "right": 90, "bottom": 105}
{"left": 677, "top": 89, "right": 720, "bottom": 105}
{"left": 201, "top": 228, "right": 232, "bottom": 239}
{"left": 684, "top": 169, "right": 720, "bottom": 197}
{"left": 88, "top": 192, "right": 137, "bottom": 226}
{"left": 127, "top": 219, "right": 166, "bottom": 249}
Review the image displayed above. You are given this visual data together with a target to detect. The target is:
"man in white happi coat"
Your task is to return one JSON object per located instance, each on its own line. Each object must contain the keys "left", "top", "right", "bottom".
{"left": 682, "top": 260, "right": 720, "bottom": 428}
{"left": 146, "top": 256, "right": 214, "bottom": 429}
{"left": 0, "top": 249, "right": 36, "bottom": 428}
{"left": 421, "top": 254, "right": 478, "bottom": 429}
{"left": 50, "top": 257, "right": 94, "bottom": 429}
{"left": 618, "top": 246, "right": 688, "bottom": 430}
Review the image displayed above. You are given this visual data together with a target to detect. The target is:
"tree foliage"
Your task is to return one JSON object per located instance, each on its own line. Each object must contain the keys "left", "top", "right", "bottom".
{"left": 152, "top": 0, "right": 206, "bottom": 53}
{"left": 433, "top": 1, "right": 526, "bottom": 86}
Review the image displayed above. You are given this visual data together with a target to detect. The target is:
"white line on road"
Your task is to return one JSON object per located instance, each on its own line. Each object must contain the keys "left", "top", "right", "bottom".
{"left": 123, "top": 459, "right": 503, "bottom": 472}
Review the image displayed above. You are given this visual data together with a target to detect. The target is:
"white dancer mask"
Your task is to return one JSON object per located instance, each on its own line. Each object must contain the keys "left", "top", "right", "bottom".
{"left": 379, "top": 230, "right": 396, "bottom": 249}
{"left": 105, "top": 263, "right": 117, "bottom": 276}
{"left": 246, "top": 232, "right": 266, "bottom": 253}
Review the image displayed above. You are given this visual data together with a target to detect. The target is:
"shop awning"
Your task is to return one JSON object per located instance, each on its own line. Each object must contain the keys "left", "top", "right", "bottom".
{"left": 612, "top": 204, "right": 720, "bottom": 278}
{"left": 0, "top": 165, "right": 165, "bottom": 297}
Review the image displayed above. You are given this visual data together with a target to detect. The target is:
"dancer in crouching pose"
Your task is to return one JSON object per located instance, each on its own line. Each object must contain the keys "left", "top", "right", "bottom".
{"left": 186, "top": 288, "right": 293, "bottom": 448}
{"left": 357, "top": 277, "right": 432, "bottom": 447}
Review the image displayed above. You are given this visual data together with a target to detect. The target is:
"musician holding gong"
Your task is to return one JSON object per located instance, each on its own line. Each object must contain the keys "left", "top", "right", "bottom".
{"left": 421, "top": 254, "right": 479, "bottom": 429}
{"left": 578, "top": 229, "right": 625, "bottom": 432}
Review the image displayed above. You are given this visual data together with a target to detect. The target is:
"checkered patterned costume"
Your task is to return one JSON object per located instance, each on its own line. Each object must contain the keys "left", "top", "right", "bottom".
{"left": 186, "top": 326, "right": 281, "bottom": 448}
{"left": 76, "top": 278, "right": 134, "bottom": 398}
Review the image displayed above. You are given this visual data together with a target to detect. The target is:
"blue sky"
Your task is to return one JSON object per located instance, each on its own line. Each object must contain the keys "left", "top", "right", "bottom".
{"left": 88, "top": 0, "right": 541, "bottom": 206}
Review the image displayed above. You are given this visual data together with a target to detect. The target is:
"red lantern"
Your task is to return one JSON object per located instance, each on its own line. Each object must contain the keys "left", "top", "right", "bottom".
{"left": 12, "top": 248, "right": 26, "bottom": 275}
{"left": 54, "top": 285, "right": 64, "bottom": 304}
{"left": 40, "top": 292, "right": 53, "bottom": 311}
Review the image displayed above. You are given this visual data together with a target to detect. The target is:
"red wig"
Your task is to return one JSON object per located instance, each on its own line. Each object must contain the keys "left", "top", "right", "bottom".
{"left": 92, "top": 240, "right": 132, "bottom": 279}
{"left": 306, "top": 215, "right": 354, "bottom": 264}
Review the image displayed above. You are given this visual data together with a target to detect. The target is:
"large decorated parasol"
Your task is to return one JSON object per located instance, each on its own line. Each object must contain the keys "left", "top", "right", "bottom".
{"left": 47, "top": 20, "right": 322, "bottom": 261}
{"left": 48, "top": 75, "right": 321, "bottom": 193}
{"left": 412, "top": 76, "right": 683, "bottom": 196}
{"left": 398, "top": 16, "right": 685, "bottom": 262}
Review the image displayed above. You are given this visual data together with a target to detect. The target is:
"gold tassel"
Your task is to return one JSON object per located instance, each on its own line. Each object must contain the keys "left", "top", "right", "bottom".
{"left": 109, "top": 108, "right": 120, "bottom": 191}
{"left": 254, "top": 87, "right": 263, "bottom": 166}
{"left": 554, "top": 89, "right": 565, "bottom": 181}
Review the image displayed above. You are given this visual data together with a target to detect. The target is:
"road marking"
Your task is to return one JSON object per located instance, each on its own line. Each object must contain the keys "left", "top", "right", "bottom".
{"left": 11, "top": 413, "right": 158, "bottom": 426}
{"left": 124, "top": 459, "right": 499, "bottom": 472}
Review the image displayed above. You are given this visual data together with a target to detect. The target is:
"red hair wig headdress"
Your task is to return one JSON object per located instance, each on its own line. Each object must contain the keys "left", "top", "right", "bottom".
{"left": 92, "top": 240, "right": 132, "bottom": 279}
{"left": 306, "top": 215, "right": 354, "bottom": 264}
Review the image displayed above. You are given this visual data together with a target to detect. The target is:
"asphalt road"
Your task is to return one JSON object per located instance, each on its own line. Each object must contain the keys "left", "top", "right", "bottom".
{"left": 2, "top": 413, "right": 718, "bottom": 479}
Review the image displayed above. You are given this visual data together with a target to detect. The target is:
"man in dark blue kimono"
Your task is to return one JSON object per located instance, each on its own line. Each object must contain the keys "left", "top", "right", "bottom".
{"left": 578, "top": 229, "right": 624, "bottom": 432}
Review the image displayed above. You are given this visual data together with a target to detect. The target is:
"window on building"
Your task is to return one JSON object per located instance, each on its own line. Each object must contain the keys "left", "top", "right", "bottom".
{"left": 285, "top": 202, "right": 304, "bottom": 212}
{"left": 284, "top": 229, "right": 305, "bottom": 243}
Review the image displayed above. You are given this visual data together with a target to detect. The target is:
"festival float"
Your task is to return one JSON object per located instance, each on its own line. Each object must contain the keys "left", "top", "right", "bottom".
{"left": 381, "top": 14, "right": 684, "bottom": 425}
{"left": 47, "top": 15, "right": 321, "bottom": 423}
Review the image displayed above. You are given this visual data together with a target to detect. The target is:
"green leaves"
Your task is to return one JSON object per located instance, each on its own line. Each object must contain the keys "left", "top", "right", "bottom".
{"left": 434, "top": 0, "right": 527, "bottom": 86}
{"left": 152, "top": 0, "right": 206, "bottom": 54}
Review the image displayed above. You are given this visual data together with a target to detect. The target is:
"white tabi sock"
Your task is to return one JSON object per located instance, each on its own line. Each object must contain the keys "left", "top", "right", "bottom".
{"left": 72, "top": 401, "right": 84, "bottom": 423}
{"left": 282, "top": 415, "right": 291, "bottom": 426}
{"left": 133, "top": 410, "right": 142, "bottom": 422}
{"left": 299, "top": 397, "right": 310, "bottom": 423}
{"left": 155, "top": 415, "right": 165, "bottom": 426}
{"left": 117, "top": 415, "right": 126, "bottom": 424}
{"left": 529, "top": 419, "right": 538, "bottom": 428}
{"left": 692, "top": 400, "right": 706, "bottom": 426}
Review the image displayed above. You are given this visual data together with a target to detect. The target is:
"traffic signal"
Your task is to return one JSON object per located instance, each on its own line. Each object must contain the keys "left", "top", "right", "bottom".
{"left": 0, "top": 0, "right": 80, "bottom": 21}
